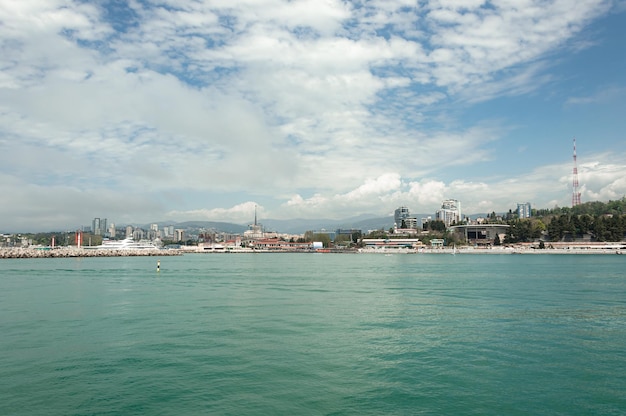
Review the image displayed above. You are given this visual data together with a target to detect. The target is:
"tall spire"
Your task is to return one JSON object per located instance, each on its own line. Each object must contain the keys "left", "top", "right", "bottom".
{"left": 572, "top": 138, "right": 581, "bottom": 207}
{"left": 254, "top": 204, "right": 257, "bottom": 226}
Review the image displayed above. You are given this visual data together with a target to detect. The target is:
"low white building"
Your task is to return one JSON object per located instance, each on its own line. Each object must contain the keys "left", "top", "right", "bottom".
{"left": 361, "top": 238, "right": 423, "bottom": 251}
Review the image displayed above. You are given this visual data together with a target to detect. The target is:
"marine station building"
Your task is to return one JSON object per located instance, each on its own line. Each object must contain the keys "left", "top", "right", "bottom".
{"left": 449, "top": 224, "right": 510, "bottom": 246}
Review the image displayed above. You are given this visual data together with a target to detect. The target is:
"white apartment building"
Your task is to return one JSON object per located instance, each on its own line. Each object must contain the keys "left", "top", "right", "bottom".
{"left": 436, "top": 199, "right": 462, "bottom": 227}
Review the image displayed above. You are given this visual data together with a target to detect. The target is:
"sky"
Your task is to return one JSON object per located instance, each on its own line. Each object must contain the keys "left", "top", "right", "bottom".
{"left": 1, "top": 0, "right": 626, "bottom": 232}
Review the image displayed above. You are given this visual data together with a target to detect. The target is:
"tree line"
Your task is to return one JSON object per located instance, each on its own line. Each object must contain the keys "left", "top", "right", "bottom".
{"left": 505, "top": 197, "right": 626, "bottom": 243}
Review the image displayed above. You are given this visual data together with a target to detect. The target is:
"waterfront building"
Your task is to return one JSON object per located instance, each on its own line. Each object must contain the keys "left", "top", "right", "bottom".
{"left": 430, "top": 238, "right": 444, "bottom": 248}
{"left": 125, "top": 225, "right": 133, "bottom": 238}
{"left": 249, "top": 238, "right": 312, "bottom": 251}
{"left": 449, "top": 224, "right": 510, "bottom": 246}
{"left": 361, "top": 238, "right": 423, "bottom": 251}
{"left": 336, "top": 229, "right": 362, "bottom": 243}
{"left": 244, "top": 206, "right": 265, "bottom": 239}
{"left": 244, "top": 226, "right": 264, "bottom": 239}
{"left": 336, "top": 228, "right": 361, "bottom": 236}
{"left": 313, "top": 229, "right": 336, "bottom": 241}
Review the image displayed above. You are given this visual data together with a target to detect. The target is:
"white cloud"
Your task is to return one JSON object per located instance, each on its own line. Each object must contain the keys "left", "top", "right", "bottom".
{"left": 579, "top": 159, "right": 626, "bottom": 201}
{"left": 343, "top": 173, "right": 402, "bottom": 201}
{"left": 0, "top": 0, "right": 624, "bottom": 231}
{"left": 165, "top": 201, "right": 260, "bottom": 224}
{"left": 565, "top": 85, "right": 626, "bottom": 106}
{"left": 271, "top": 150, "right": 626, "bottom": 220}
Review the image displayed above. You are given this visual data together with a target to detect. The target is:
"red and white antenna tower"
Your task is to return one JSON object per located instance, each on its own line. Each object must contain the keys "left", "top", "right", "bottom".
{"left": 572, "top": 138, "right": 581, "bottom": 207}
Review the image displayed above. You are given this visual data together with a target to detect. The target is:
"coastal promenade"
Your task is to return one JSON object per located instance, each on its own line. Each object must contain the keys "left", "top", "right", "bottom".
{"left": 447, "top": 247, "right": 624, "bottom": 255}
{"left": 0, "top": 247, "right": 181, "bottom": 259}
{"left": 2, "top": 246, "right": 623, "bottom": 258}
{"left": 359, "top": 246, "right": 624, "bottom": 254}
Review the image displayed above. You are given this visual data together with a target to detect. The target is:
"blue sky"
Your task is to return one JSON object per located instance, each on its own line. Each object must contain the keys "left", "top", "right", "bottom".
{"left": 1, "top": 0, "right": 625, "bottom": 232}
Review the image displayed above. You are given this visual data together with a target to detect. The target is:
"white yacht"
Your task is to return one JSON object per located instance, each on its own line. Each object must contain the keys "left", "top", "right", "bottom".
{"left": 92, "top": 238, "right": 160, "bottom": 250}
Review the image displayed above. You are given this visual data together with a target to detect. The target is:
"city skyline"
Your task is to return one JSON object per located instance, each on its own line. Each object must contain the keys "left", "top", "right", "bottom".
{"left": 1, "top": 1, "right": 626, "bottom": 233}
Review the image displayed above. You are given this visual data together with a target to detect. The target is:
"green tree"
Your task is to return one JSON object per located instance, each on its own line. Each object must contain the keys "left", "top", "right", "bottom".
{"left": 548, "top": 215, "right": 567, "bottom": 241}
{"left": 366, "top": 229, "right": 389, "bottom": 239}
{"left": 426, "top": 220, "right": 446, "bottom": 232}
{"left": 592, "top": 216, "right": 607, "bottom": 241}
{"left": 334, "top": 234, "right": 351, "bottom": 246}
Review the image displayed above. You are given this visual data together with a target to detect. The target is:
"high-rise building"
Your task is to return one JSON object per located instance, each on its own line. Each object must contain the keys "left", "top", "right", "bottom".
{"left": 394, "top": 206, "right": 410, "bottom": 227}
{"left": 132, "top": 228, "right": 145, "bottom": 241}
{"left": 517, "top": 202, "right": 532, "bottom": 218}
{"left": 92, "top": 218, "right": 101, "bottom": 235}
{"left": 436, "top": 199, "right": 462, "bottom": 227}
{"left": 108, "top": 223, "right": 116, "bottom": 238}
{"left": 92, "top": 218, "right": 107, "bottom": 235}
{"left": 404, "top": 218, "right": 418, "bottom": 229}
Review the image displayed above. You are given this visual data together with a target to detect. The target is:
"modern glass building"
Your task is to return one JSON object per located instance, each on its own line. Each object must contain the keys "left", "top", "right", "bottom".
{"left": 517, "top": 202, "right": 532, "bottom": 218}
{"left": 394, "top": 206, "right": 411, "bottom": 227}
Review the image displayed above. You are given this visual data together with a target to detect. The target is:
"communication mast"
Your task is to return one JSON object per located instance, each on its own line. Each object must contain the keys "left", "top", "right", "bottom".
{"left": 572, "top": 138, "right": 581, "bottom": 207}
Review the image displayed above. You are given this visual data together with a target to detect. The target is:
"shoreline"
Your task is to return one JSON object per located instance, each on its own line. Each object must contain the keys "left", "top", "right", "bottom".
{"left": 1, "top": 247, "right": 623, "bottom": 258}
{"left": 423, "top": 248, "right": 624, "bottom": 255}
{"left": 0, "top": 247, "right": 182, "bottom": 259}
{"left": 351, "top": 248, "right": 624, "bottom": 255}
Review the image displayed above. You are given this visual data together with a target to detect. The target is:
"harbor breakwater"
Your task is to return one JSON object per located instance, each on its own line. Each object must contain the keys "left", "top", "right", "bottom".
{"left": 0, "top": 247, "right": 182, "bottom": 259}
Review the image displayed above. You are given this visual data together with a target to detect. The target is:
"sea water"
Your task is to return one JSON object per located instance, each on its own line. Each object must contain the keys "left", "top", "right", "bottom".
{"left": 1, "top": 253, "right": 625, "bottom": 415}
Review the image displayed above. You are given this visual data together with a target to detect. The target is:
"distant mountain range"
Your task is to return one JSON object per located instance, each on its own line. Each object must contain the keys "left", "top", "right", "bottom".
{"left": 261, "top": 215, "right": 394, "bottom": 234}
{"left": 148, "top": 213, "right": 438, "bottom": 235}
{"left": 173, "top": 221, "right": 249, "bottom": 234}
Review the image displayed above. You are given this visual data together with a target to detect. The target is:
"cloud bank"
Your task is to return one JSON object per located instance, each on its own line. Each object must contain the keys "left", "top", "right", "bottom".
{"left": 0, "top": 0, "right": 625, "bottom": 231}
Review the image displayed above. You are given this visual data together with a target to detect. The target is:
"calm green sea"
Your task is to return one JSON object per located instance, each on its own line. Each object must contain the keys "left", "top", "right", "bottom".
{"left": 1, "top": 253, "right": 625, "bottom": 415}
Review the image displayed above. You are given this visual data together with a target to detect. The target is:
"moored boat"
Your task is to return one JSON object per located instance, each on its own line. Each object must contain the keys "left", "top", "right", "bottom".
{"left": 89, "top": 237, "right": 160, "bottom": 250}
